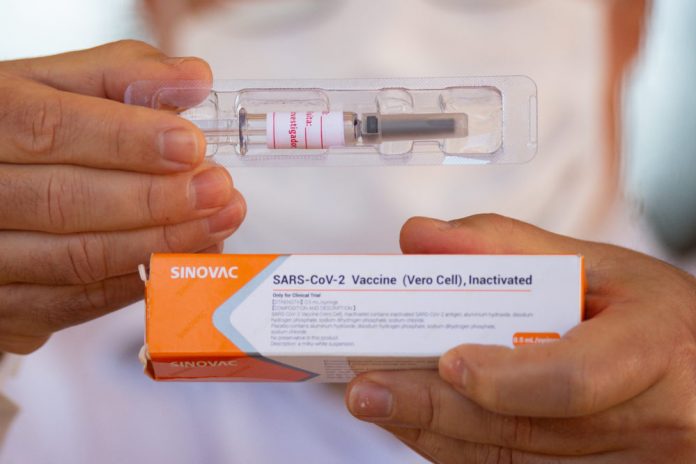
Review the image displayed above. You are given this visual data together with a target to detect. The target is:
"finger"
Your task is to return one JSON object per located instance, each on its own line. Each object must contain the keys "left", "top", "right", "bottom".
{"left": 0, "top": 163, "right": 236, "bottom": 233}
{"left": 399, "top": 214, "right": 651, "bottom": 300}
{"left": 198, "top": 242, "right": 225, "bottom": 254}
{"left": 0, "top": 197, "right": 243, "bottom": 285}
{"left": 0, "top": 40, "right": 212, "bottom": 104}
{"left": 393, "top": 436, "right": 441, "bottom": 463}
{"left": 400, "top": 215, "right": 624, "bottom": 310}
{"left": 438, "top": 305, "right": 672, "bottom": 418}
{"left": 0, "top": 273, "right": 143, "bottom": 353}
{"left": 346, "top": 370, "right": 622, "bottom": 455}
{"left": 384, "top": 426, "right": 619, "bottom": 464}
{"left": 400, "top": 214, "right": 611, "bottom": 262}
{"left": 0, "top": 76, "right": 206, "bottom": 173}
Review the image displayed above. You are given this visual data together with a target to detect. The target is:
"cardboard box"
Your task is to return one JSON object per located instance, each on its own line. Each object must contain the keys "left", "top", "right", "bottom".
{"left": 141, "top": 254, "right": 584, "bottom": 382}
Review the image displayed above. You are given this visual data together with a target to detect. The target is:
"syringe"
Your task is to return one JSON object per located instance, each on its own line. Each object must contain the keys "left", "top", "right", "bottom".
{"left": 188, "top": 110, "right": 469, "bottom": 155}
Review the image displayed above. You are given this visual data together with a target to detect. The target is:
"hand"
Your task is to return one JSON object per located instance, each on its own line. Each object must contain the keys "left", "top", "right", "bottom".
{"left": 0, "top": 41, "right": 245, "bottom": 354}
{"left": 346, "top": 214, "right": 696, "bottom": 463}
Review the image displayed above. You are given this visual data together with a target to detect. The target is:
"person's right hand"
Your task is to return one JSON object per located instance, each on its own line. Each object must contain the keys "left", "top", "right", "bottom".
{"left": 0, "top": 40, "right": 246, "bottom": 354}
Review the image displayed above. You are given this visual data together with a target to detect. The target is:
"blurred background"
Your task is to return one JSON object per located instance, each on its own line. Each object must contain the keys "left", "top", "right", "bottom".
{"left": 624, "top": 0, "right": 696, "bottom": 261}
{"left": 0, "top": 1, "right": 695, "bottom": 463}
{"left": 0, "top": 0, "right": 148, "bottom": 60}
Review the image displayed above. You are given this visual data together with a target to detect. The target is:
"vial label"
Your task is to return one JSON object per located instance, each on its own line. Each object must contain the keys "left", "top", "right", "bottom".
{"left": 266, "top": 111, "right": 345, "bottom": 150}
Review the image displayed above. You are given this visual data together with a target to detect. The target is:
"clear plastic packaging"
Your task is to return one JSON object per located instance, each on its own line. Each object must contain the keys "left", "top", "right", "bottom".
{"left": 125, "top": 77, "right": 537, "bottom": 166}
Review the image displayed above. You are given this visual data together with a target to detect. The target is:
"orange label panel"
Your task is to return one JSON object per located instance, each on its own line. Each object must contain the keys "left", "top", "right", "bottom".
{"left": 513, "top": 332, "right": 561, "bottom": 346}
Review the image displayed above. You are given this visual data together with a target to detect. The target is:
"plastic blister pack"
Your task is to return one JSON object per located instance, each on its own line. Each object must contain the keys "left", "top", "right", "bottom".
{"left": 126, "top": 76, "right": 537, "bottom": 166}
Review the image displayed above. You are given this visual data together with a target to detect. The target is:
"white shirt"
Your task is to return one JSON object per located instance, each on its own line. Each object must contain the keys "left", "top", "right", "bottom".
{"left": 1, "top": 1, "right": 625, "bottom": 463}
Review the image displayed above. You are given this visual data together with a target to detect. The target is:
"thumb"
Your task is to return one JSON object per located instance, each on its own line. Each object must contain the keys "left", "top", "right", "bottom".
{"left": 400, "top": 214, "right": 620, "bottom": 283}
{"left": 400, "top": 214, "right": 597, "bottom": 257}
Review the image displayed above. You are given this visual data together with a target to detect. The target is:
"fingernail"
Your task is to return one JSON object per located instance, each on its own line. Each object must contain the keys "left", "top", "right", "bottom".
{"left": 348, "top": 382, "right": 393, "bottom": 418}
{"left": 159, "top": 128, "right": 200, "bottom": 167}
{"left": 433, "top": 218, "right": 456, "bottom": 230}
{"left": 207, "top": 202, "right": 241, "bottom": 234}
{"left": 161, "top": 56, "right": 189, "bottom": 66}
{"left": 441, "top": 356, "right": 468, "bottom": 387}
{"left": 421, "top": 217, "right": 454, "bottom": 230}
{"left": 191, "top": 168, "right": 232, "bottom": 210}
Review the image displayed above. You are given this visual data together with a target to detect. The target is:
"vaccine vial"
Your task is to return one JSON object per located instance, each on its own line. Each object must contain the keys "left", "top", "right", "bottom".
{"left": 190, "top": 108, "right": 468, "bottom": 155}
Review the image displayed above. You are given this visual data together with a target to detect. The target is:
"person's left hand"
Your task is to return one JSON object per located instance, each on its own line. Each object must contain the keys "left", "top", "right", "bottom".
{"left": 345, "top": 214, "right": 696, "bottom": 463}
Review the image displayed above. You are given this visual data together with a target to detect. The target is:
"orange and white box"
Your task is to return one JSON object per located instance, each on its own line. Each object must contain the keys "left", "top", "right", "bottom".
{"left": 141, "top": 254, "right": 584, "bottom": 382}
